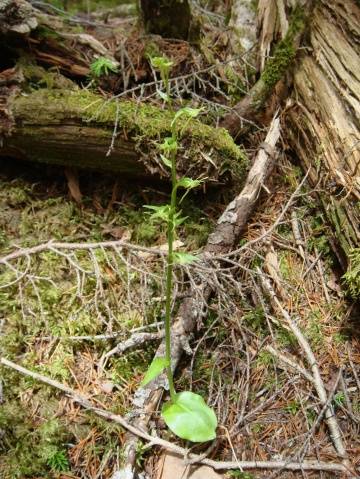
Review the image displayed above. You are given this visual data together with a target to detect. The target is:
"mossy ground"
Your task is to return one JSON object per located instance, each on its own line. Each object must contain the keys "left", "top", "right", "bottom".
{"left": 0, "top": 157, "right": 359, "bottom": 478}
{"left": 0, "top": 162, "right": 214, "bottom": 478}
{"left": 46, "top": 0, "right": 135, "bottom": 14}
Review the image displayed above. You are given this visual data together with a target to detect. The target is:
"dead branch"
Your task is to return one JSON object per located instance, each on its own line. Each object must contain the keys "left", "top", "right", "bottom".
{"left": 258, "top": 269, "right": 350, "bottom": 469}
{"left": 0, "top": 357, "right": 351, "bottom": 475}
{"left": 264, "top": 344, "right": 315, "bottom": 384}
{"left": 206, "top": 116, "right": 280, "bottom": 254}
{"left": 0, "top": 239, "right": 167, "bottom": 265}
{"left": 98, "top": 331, "right": 165, "bottom": 371}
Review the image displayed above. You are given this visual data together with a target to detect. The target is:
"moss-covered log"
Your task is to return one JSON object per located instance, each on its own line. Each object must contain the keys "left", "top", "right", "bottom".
{"left": 0, "top": 88, "right": 247, "bottom": 182}
{"left": 285, "top": 0, "right": 360, "bottom": 294}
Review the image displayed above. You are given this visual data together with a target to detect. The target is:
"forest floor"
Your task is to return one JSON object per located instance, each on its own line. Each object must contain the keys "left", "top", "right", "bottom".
{"left": 0, "top": 0, "right": 359, "bottom": 478}
{"left": 0, "top": 157, "right": 359, "bottom": 478}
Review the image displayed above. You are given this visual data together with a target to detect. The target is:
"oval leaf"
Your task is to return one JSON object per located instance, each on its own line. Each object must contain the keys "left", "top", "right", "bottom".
{"left": 141, "top": 357, "right": 169, "bottom": 386}
{"left": 161, "top": 391, "right": 217, "bottom": 442}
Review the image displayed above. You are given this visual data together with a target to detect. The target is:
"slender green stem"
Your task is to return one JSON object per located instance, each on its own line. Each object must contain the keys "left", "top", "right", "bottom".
{"left": 165, "top": 73, "right": 173, "bottom": 115}
{"left": 162, "top": 68, "right": 178, "bottom": 402}
{"left": 164, "top": 142, "right": 177, "bottom": 403}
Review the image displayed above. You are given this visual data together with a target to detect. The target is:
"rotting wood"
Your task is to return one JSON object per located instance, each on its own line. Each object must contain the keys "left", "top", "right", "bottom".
{"left": 0, "top": 88, "right": 247, "bottom": 182}
{"left": 285, "top": 0, "right": 360, "bottom": 277}
{"left": 221, "top": 2, "right": 313, "bottom": 137}
{"left": 0, "top": 0, "right": 38, "bottom": 35}
{"left": 116, "top": 114, "right": 281, "bottom": 479}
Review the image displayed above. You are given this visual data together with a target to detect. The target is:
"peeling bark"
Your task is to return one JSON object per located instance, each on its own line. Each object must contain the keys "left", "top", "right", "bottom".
{"left": 285, "top": 0, "right": 360, "bottom": 267}
{"left": 221, "top": 2, "right": 312, "bottom": 138}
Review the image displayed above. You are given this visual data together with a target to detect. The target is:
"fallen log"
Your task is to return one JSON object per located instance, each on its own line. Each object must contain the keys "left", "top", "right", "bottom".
{"left": 285, "top": 0, "right": 360, "bottom": 295}
{"left": 0, "top": 87, "right": 247, "bottom": 182}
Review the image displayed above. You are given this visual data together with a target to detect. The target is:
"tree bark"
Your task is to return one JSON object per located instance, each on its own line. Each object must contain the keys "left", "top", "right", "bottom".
{"left": 139, "top": 0, "right": 191, "bottom": 40}
{"left": 285, "top": 0, "right": 360, "bottom": 270}
{"left": 221, "top": 4, "right": 312, "bottom": 137}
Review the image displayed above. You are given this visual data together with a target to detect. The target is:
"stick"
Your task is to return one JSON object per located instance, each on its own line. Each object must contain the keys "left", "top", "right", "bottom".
{"left": 0, "top": 357, "right": 350, "bottom": 475}
{"left": 259, "top": 271, "right": 350, "bottom": 468}
{"left": 0, "top": 239, "right": 167, "bottom": 265}
{"left": 98, "top": 331, "right": 165, "bottom": 371}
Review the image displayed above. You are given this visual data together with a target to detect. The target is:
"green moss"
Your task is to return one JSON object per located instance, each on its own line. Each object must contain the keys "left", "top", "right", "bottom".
{"left": 20, "top": 61, "right": 77, "bottom": 90}
{"left": 0, "top": 396, "right": 71, "bottom": 477}
{"left": 224, "top": 65, "right": 246, "bottom": 104}
{"left": 261, "top": 42, "right": 296, "bottom": 89}
{"left": 343, "top": 248, "right": 360, "bottom": 298}
{"left": 11, "top": 89, "right": 248, "bottom": 182}
{"left": 0, "top": 173, "right": 222, "bottom": 475}
{"left": 258, "top": 6, "right": 306, "bottom": 101}
{"left": 243, "top": 306, "right": 266, "bottom": 335}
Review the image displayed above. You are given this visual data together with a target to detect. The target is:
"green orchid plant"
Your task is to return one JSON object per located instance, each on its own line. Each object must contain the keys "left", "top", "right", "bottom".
{"left": 141, "top": 57, "right": 217, "bottom": 443}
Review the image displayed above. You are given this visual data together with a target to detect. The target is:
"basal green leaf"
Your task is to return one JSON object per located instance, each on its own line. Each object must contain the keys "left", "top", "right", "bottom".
{"left": 141, "top": 357, "right": 169, "bottom": 386}
{"left": 161, "top": 391, "right": 217, "bottom": 442}
{"left": 173, "top": 252, "right": 198, "bottom": 265}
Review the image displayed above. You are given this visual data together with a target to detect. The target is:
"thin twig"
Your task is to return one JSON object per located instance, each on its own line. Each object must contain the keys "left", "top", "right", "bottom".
{"left": 99, "top": 331, "right": 165, "bottom": 371}
{"left": 259, "top": 271, "right": 349, "bottom": 465}
{"left": 0, "top": 358, "right": 350, "bottom": 475}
